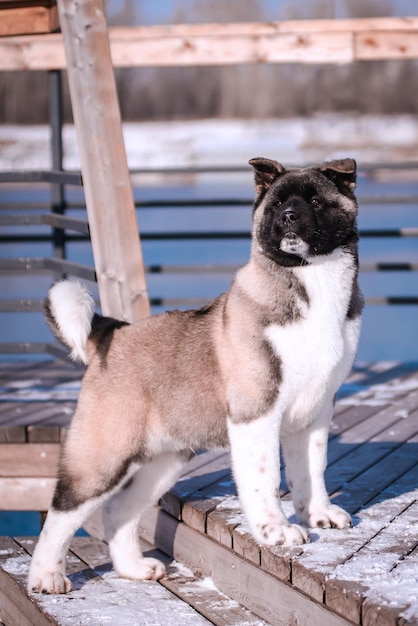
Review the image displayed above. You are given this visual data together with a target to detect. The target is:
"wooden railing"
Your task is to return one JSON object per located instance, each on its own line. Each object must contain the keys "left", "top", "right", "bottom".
{"left": 0, "top": 17, "right": 418, "bottom": 71}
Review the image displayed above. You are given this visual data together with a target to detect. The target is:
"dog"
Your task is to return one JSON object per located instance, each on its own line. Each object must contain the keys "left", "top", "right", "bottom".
{"left": 28, "top": 157, "right": 363, "bottom": 594}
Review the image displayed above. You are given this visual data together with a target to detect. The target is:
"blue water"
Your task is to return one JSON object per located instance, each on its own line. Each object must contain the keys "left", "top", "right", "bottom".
{"left": 1, "top": 172, "right": 418, "bottom": 536}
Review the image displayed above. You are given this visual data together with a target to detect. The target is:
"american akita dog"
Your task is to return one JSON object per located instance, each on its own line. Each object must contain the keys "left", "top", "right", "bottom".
{"left": 28, "top": 157, "right": 363, "bottom": 594}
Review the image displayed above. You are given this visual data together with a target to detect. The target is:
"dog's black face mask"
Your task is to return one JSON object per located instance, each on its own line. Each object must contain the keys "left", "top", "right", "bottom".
{"left": 250, "top": 158, "right": 359, "bottom": 267}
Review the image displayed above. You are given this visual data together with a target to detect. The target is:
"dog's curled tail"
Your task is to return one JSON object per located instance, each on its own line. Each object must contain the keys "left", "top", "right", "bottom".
{"left": 44, "top": 280, "right": 95, "bottom": 365}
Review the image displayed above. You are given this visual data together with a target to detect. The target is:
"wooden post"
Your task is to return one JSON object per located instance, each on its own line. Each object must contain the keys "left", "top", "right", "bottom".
{"left": 56, "top": 0, "right": 150, "bottom": 321}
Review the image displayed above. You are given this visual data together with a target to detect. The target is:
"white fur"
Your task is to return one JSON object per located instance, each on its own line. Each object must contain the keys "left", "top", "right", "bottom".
{"left": 48, "top": 281, "right": 95, "bottom": 365}
{"left": 265, "top": 249, "right": 360, "bottom": 432}
{"left": 227, "top": 412, "right": 309, "bottom": 546}
{"left": 280, "top": 235, "right": 309, "bottom": 258}
{"left": 28, "top": 454, "right": 186, "bottom": 593}
{"left": 28, "top": 500, "right": 99, "bottom": 593}
{"left": 261, "top": 248, "right": 360, "bottom": 529}
{"left": 103, "top": 452, "right": 185, "bottom": 581}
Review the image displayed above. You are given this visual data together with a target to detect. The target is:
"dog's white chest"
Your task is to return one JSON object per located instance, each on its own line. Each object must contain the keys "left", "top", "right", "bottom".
{"left": 265, "top": 251, "right": 360, "bottom": 428}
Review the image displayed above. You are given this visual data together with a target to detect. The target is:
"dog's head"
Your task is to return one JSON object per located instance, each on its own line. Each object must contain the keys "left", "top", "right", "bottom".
{"left": 249, "top": 158, "right": 359, "bottom": 266}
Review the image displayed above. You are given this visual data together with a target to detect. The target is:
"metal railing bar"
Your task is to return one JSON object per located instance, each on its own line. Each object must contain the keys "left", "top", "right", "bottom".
{"left": 149, "top": 262, "right": 418, "bottom": 273}
{"left": 0, "top": 234, "right": 87, "bottom": 243}
{"left": 2, "top": 258, "right": 417, "bottom": 277}
{"left": 149, "top": 296, "right": 418, "bottom": 308}
{"left": 0, "top": 299, "right": 44, "bottom": 312}
{"left": 0, "top": 228, "right": 417, "bottom": 245}
{"left": 0, "top": 196, "right": 417, "bottom": 212}
{"left": 1, "top": 294, "right": 417, "bottom": 313}
{"left": 147, "top": 264, "right": 237, "bottom": 274}
{"left": 361, "top": 262, "right": 418, "bottom": 272}
{"left": 365, "top": 296, "right": 418, "bottom": 305}
{"left": 1, "top": 161, "right": 417, "bottom": 182}
{"left": 360, "top": 228, "right": 418, "bottom": 237}
{"left": 0, "top": 257, "right": 96, "bottom": 280}
{"left": 43, "top": 258, "right": 96, "bottom": 280}
{"left": 0, "top": 170, "right": 82, "bottom": 186}
{"left": 0, "top": 213, "right": 89, "bottom": 234}
{"left": 0, "top": 258, "right": 45, "bottom": 271}
{"left": 0, "top": 342, "right": 69, "bottom": 360}
{"left": 128, "top": 162, "right": 418, "bottom": 174}
{"left": 42, "top": 213, "right": 89, "bottom": 234}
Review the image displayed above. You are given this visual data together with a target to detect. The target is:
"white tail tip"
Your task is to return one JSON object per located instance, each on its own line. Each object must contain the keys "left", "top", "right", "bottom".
{"left": 48, "top": 281, "right": 95, "bottom": 364}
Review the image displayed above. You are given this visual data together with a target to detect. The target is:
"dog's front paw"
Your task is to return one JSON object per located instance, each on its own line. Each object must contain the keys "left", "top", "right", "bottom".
{"left": 255, "top": 521, "right": 309, "bottom": 546}
{"left": 28, "top": 568, "right": 72, "bottom": 594}
{"left": 307, "top": 504, "right": 352, "bottom": 530}
{"left": 115, "top": 556, "right": 166, "bottom": 581}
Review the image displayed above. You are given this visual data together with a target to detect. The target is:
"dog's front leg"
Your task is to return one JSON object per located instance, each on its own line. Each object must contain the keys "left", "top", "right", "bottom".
{"left": 281, "top": 403, "right": 352, "bottom": 530}
{"left": 227, "top": 413, "right": 309, "bottom": 546}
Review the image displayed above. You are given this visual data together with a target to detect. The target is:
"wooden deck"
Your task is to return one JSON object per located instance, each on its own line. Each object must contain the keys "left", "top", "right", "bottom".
{"left": 0, "top": 359, "right": 417, "bottom": 625}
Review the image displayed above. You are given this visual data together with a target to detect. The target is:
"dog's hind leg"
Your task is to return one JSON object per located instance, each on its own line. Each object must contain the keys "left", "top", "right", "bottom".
{"left": 103, "top": 450, "right": 188, "bottom": 581}
{"left": 27, "top": 460, "right": 141, "bottom": 594}
{"left": 28, "top": 499, "right": 101, "bottom": 594}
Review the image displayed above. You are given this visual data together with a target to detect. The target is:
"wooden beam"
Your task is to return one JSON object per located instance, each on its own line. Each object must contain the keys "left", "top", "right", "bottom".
{"left": 0, "top": 477, "right": 55, "bottom": 510}
{"left": 56, "top": 0, "right": 150, "bottom": 321}
{"left": 0, "top": 1, "right": 59, "bottom": 38}
{"left": 356, "top": 30, "right": 418, "bottom": 60}
{"left": 139, "top": 506, "right": 352, "bottom": 626}
{"left": 0, "top": 443, "right": 59, "bottom": 477}
{"left": 1, "top": 18, "right": 418, "bottom": 71}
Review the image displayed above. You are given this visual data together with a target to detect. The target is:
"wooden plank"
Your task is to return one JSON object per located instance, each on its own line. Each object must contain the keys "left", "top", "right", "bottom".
{"left": 27, "top": 426, "right": 61, "bottom": 443}
{"left": 0, "top": 537, "right": 58, "bottom": 626}
{"left": 106, "top": 18, "right": 418, "bottom": 37}
{"left": 356, "top": 30, "right": 418, "bottom": 60}
{"left": 361, "top": 545, "right": 418, "bottom": 626}
{"left": 1, "top": 18, "right": 418, "bottom": 71}
{"left": 260, "top": 544, "right": 301, "bottom": 583}
{"left": 325, "top": 501, "right": 418, "bottom": 625}
{"left": 331, "top": 430, "right": 418, "bottom": 515}
{"left": 0, "top": 443, "right": 59, "bottom": 477}
{"left": 330, "top": 404, "right": 385, "bottom": 438}
{"left": 291, "top": 473, "right": 418, "bottom": 609}
{"left": 161, "top": 451, "right": 231, "bottom": 519}
{"left": 232, "top": 524, "right": 260, "bottom": 565}
{"left": 68, "top": 536, "right": 268, "bottom": 626}
{"left": 0, "top": 4, "right": 59, "bottom": 37}
{"left": 0, "top": 426, "right": 26, "bottom": 443}
{"left": 109, "top": 30, "right": 354, "bottom": 66}
{"left": 0, "top": 477, "right": 55, "bottom": 510}
{"left": 18, "top": 537, "right": 213, "bottom": 625}
{"left": 140, "top": 506, "right": 353, "bottom": 626}
{"left": 325, "top": 404, "right": 418, "bottom": 497}
{"left": 0, "top": 405, "right": 73, "bottom": 429}
{"left": 332, "top": 389, "right": 418, "bottom": 448}
{"left": 56, "top": 0, "right": 150, "bottom": 322}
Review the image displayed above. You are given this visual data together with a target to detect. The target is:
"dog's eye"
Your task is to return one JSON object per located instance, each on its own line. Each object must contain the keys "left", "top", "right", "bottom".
{"left": 311, "top": 197, "right": 320, "bottom": 206}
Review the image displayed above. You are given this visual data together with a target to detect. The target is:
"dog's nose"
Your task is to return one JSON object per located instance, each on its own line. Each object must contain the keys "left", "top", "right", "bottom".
{"left": 280, "top": 208, "right": 297, "bottom": 226}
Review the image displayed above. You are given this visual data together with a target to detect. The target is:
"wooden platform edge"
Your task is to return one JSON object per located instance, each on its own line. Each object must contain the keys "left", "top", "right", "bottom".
{"left": 139, "top": 505, "right": 355, "bottom": 626}
{"left": 0, "top": 564, "right": 57, "bottom": 626}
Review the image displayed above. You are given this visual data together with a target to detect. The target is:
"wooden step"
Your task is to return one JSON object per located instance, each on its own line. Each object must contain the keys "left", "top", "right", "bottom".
{"left": 1, "top": 360, "right": 418, "bottom": 624}
{"left": 0, "top": 535, "right": 268, "bottom": 626}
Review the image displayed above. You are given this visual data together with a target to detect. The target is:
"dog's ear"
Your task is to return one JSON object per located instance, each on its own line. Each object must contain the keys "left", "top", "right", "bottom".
{"left": 320, "top": 158, "right": 357, "bottom": 192}
{"left": 249, "top": 158, "right": 285, "bottom": 196}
